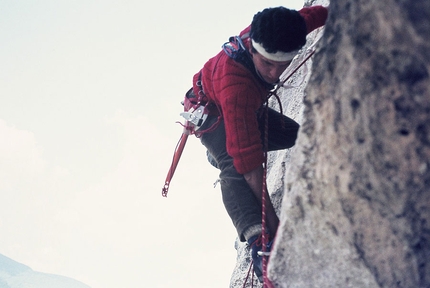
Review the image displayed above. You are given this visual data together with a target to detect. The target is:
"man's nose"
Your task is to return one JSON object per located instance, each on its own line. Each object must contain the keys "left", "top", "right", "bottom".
{"left": 270, "top": 66, "right": 286, "bottom": 80}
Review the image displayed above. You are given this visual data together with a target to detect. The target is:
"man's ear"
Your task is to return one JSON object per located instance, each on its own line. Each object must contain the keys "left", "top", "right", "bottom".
{"left": 248, "top": 46, "right": 254, "bottom": 57}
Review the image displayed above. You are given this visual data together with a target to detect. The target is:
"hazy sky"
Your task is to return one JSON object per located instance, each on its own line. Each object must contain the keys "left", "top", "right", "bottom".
{"left": 1, "top": 1, "right": 303, "bottom": 287}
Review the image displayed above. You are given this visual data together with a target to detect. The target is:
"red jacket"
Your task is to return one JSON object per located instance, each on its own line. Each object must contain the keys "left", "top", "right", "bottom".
{"left": 193, "top": 6, "right": 328, "bottom": 174}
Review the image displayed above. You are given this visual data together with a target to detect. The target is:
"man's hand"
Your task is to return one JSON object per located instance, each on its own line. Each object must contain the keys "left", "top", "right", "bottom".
{"left": 244, "top": 166, "right": 280, "bottom": 236}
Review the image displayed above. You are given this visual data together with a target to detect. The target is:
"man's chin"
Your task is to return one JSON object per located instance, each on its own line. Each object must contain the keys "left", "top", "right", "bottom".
{"left": 265, "top": 78, "right": 279, "bottom": 85}
{"left": 256, "top": 70, "right": 279, "bottom": 85}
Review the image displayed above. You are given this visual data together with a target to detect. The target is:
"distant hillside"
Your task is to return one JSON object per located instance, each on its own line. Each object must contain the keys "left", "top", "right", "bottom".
{"left": 0, "top": 254, "right": 90, "bottom": 288}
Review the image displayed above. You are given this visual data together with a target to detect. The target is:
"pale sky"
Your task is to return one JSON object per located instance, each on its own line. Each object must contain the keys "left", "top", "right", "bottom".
{"left": 0, "top": 1, "right": 304, "bottom": 287}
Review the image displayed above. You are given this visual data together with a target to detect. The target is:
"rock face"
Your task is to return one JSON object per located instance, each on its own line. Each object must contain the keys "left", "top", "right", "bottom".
{"left": 267, "top": 0, "right": 430, "bottom": 288}
{"left": 230, "top": 0, "right": 430, "bottom": 287}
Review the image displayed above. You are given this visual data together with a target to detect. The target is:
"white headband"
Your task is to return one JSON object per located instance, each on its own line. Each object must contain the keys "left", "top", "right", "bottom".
{"left": 251, "top": 39, "right": 299, "bottom": 62}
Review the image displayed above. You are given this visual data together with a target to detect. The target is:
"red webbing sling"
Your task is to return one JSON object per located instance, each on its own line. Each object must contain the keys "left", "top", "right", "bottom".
{"left": 161, "top": 132, "right": 188, "bottom": 197}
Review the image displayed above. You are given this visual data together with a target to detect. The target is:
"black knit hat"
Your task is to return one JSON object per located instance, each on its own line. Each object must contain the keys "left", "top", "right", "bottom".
{"left": 250, "top": 7, "right": 307, "bottom": 60}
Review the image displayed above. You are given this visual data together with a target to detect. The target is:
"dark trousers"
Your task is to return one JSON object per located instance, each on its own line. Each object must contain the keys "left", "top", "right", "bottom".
{"left": 200, "top": 108, "right": 299, "bottom": 241}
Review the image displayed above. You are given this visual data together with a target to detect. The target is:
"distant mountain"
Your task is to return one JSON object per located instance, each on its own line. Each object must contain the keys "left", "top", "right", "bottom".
{"left": 0, "top": 254, "right": 90, "bottom": 288}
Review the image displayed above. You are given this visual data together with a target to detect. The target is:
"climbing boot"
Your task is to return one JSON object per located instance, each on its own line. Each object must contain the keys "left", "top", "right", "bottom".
{"left": 247, "top": 234, "right": 273, "bottom": 283}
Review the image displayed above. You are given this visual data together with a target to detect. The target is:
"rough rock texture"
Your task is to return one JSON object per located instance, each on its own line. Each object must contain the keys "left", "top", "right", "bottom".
{"left": 267, "top": 0, "right": 430, "bottom": 288}
{"left": 231, "top": 0, "right": 430, "bottom": 287}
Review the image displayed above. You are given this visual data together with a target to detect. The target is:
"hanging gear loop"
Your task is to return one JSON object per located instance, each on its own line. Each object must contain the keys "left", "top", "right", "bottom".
{"left": 161, "top": 132, "right": 188, "bottom": 197}
{"left": 161, "top": 76, "right": 221, "bottom": 197}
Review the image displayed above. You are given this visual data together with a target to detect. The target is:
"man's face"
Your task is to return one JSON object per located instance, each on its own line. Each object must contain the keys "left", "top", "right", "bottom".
{"left": 250, "top": 48, "right": 293, "bottom": 84}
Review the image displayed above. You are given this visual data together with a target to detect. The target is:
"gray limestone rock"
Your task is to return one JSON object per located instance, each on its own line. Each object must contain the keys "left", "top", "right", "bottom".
{"left": 269, "top": 0, "right": 430, "bottom": 287}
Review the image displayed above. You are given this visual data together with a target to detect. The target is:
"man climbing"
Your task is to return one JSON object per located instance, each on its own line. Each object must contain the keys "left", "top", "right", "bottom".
{"left": 188, "top": 4, "right": 328, "bottom": 282}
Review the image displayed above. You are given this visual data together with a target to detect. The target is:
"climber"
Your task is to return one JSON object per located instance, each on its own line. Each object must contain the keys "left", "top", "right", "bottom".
{"left": 189, "top": 5, "right": 328, "bottom": 282}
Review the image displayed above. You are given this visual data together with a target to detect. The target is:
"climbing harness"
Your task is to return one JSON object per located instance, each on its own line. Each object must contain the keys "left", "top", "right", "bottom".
{"left": 180, "top": 83, "right": 209, "bottom": 134}
{"left": 161, "top": 87, "right": 206, "bottom": 197}
{"left": 161, "top": 76, "right": 221, "bottom": 197}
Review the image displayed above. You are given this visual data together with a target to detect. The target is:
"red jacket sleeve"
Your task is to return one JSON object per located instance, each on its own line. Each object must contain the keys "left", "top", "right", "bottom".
{"left": 299, "top": 6, "right": 329, "bottom": 34}
{"left": 197, "top": 51, "right": 268, "bottom": 174}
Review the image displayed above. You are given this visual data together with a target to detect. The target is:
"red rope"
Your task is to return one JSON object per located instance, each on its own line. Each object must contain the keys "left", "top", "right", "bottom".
{"left": 272, "top": 49, "right": 315, "bottom": 96}
{"left": 261, "top": 104, "right": 270, "bottom": 287}
{"left": 242, "top": 260, "right": 255, "bottom": 288}
{"left": 260, "top": 49, "right": 317, "bottom": 288}
{"left": 161, "top": 132, "right": 188, "bottom": 197}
